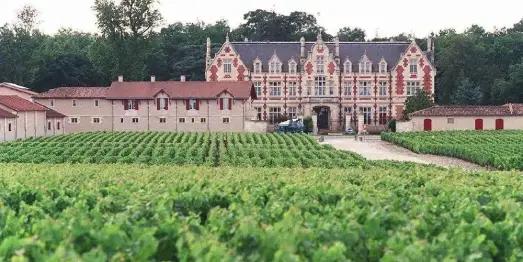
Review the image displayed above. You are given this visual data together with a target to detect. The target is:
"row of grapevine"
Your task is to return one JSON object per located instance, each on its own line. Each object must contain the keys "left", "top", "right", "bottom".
{"left": 381, "top": 130, "right": 523, "bottom": 170}
{"left": 0, "top": 132, "right": 364, "bottom": 168}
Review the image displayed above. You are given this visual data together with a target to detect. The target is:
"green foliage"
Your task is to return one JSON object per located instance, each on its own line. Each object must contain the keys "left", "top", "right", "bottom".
{"left": 303, "top": 117, "right": 313, "bottom": 133}
{"left": 452, "top": 77, "right": 482, "bottom": 105}
{"left": 0, "top": 132, "right": 365, "bottom": 168}
{"left": 337, "top": 27, "right": 366, "bottom": 41}
{"left": 404, "top": 89, "right": 434, "bottom": 119}
{"left": 387, "top": 119, "right": 397, "bottom": 132}
{"left": 382, "top": 130, "right": 523, "bottom": 170}
{"left": 0, "top": 163, "right": 522, "bottom": 260}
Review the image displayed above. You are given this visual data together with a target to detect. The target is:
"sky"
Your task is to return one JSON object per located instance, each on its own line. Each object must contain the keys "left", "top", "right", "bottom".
{"left": 1, "top": 0, "right": 522, "bottom": 37}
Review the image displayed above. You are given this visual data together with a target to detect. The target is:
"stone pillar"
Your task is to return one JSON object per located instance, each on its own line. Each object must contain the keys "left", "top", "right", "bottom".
{"left": 357, "top": 112, "right": 364, "bottom": 134}
{"left": 312, "top": 114, "right": 318, "bottom": 135}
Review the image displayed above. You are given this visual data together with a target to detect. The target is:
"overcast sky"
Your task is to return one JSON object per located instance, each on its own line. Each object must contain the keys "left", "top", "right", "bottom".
{"left": 1, "top": 0, "right": 522, "bottom": 37}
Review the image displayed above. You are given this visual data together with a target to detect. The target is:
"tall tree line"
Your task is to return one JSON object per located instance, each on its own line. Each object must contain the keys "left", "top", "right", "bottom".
{"left": 0, "top": 1, "right": 521, "bottom": 104}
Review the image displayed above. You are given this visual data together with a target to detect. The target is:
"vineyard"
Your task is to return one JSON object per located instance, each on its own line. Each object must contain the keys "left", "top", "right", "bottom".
{"left": 0, "top": 132, "right": 365, "bottom": 168}
{"left": 1, "top": 164, "right": 523, "bottom": 261}
{"left": 382, "top": 130, "right": 523, "bottom": 170}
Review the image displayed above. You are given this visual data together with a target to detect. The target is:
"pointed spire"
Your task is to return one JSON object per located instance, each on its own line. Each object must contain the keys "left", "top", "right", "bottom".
{"left": 225, "top": 32, "right": 230, "bottom": 43}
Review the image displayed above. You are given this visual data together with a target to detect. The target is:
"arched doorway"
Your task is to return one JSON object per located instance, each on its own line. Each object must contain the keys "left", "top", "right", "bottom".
{"left": 313, "top": 106, "right": 330, "bottom": 130}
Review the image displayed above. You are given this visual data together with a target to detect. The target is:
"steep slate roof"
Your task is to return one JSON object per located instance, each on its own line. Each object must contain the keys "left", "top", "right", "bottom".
{"left": 0, "top": 108, "right": 16, "bottom": 118}
{"left": 0, "top": 95, "right": 48, "bottom": 112}
{"left": 411, "top": 104, "right": 523, "bottom": 117}
{"left": 36, "top": 87, "right": 109, "bottom": 98}
{"left": 230, "top": 41, "right": 411, "bottom": 72}
{"left": 106, "top": 81, "right": 254, "bottom": 99}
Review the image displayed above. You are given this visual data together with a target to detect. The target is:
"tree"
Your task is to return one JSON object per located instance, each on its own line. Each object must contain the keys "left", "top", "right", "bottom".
{"left": 404, "top": 90, "right": 434, "bottom": 119}
{"left": 337, "top": 27, "right": 365, "bottom": 41}
{"left": 451, "top": 78, "right": 482, "bottom": 105}
{"left": 16, "top": 5, "right": 40, "bottom": 33}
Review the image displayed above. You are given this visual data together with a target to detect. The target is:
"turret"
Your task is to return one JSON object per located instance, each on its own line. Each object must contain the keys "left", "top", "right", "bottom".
{"left": 334, "top": 36, "right": 340, "bottom": 58}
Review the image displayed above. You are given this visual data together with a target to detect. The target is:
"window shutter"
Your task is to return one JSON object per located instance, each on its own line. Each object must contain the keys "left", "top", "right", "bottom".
{"left": 156, "top": 98, "right": 161, "bottom": 110}
{"left": 219, "top": 98, "right": 224, "bottom": 110}
{"left": 195, "top": 99, "right": 200, "bottom": 110}
{"left": 124, "top": 100, "right": 128, "bottom": 110}
{"left": 228, "top": 98, "right": 232, "bottom": 110}
{"left": 135, "top": 100, "right": 139, "bottom": 110}
{"left": 186, "top": 99, "right": 190, "bottom": 110}
{"left": 164, "top": 98, "right": 169, "bottom": 110}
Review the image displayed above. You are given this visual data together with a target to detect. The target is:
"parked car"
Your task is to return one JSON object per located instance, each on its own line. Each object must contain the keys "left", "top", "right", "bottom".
{"left": 276, "top": 119, "right": 305, "bottom": 133}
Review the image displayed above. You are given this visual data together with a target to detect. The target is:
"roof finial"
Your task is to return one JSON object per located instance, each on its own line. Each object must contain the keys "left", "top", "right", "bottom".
{"left": 225, "top": 32, "right": 230, "bottom": 43}
{"left": 317, "top": 30, "right": 323, "bottom": 42}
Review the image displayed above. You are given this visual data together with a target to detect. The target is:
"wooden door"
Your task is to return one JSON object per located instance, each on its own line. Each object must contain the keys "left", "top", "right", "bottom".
{"left": 423, "top": 119, "right": 432, "bottom": 131}
{"left": 475, "top": 119, "right": 483, "bottom": 130}
{"left": 495, "top": 119, "right": 504, "bottom": 130}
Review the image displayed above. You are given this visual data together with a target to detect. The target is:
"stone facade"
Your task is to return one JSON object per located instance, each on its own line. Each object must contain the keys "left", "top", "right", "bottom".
{"left": 205, "top": 34, "right": 436, "bottom": 132}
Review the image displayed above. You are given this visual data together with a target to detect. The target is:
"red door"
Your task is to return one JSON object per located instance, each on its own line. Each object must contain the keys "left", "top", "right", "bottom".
{"left": 423, "top": 119, "right": 432, "bottom": 131}
{"left": 475, "top": 119, "right": 483, "bottom": 130}
{"left": 495, "top": 119, "right": 504, "bottom": 130}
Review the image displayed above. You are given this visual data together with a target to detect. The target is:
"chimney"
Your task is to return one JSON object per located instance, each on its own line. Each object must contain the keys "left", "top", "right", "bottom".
{"left": 151, "top": 75, "right": 156, "bottom": 82}
{"left": 180, "top": 75, "right": 186, "bottom": 82}
{"left": 334, "top": 36, "right": 340, "bottom": 57}
{"left": 118, "top": 75, "right": 124, "bottom": 82}
{"left": 300, "top": 36, "right": 305, "bottom": 58}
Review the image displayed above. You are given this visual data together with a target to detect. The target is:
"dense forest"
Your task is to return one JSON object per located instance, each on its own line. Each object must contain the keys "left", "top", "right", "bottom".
{"left": 0, "top": 0, "right": 521, "bottom": 105}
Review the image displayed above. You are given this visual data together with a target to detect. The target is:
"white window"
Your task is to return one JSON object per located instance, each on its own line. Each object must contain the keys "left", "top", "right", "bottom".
{"left": 222, "top": 97, "right": 230, "bottom": 110}
{"left": 158, "top": 98, "right": 168, "bottom": 110}
{"left": 406, "top": 81, "right": 421, "bottom": 96}
{"left": 359, "top": 56, "right": 372, "bottom": 74}
{"left": 269, "top": 82, "right": 281, "bottom": 96}
{"left": 288, "top": 82, "right": 297, "bottom": 96}
{"left": 94, "top": 100, "right": 99, "bottom": 107}
{"left": 269, "top": 60, "right": 281, "bottom": 74}
{"left": 72, "top": 100, "right": 77, "bottom": 107}
{"left": 132, "top": 118, "right": 139, "bottom": 123}
{"left": 314, "top": 76, "right": 326, "bottom": 96}
{"left": 316, "top": 56, "right": 324, "bottom": 74}
{"left": 254, "top": 61, "right": 262, "bottom": 74}
{"left": 179, "top": 118, "right": 185, "bottom": 123}
{"left": 254, "top": 81, "right": 262, "bottom": 97}
{"left": 222, "top": 117, "right": 230, "bottom": 124}
{"left": 223, "top": 59, "right": 232, "bottom": 74}
{"left": 287, "top": 107, "right": 298, "bottom": 119}
{"left": 268, "top": 107, "right": 282, "bottom": 123}
{"left": 92, "top": 117, "right": 101, "bottom": 124}
{"left": 125, "top": 100, "right": 138, "bottom": 110}
{"left": 410, "top": 58, "right": 418, "bottom": 74}
{"left": 289, "top": 61, "right": 297, "bottom": 74}
{"left": 70, "top": 117, "right": 79, "bottom": 124}
{"left": 343, "top": 81, "right": 352, "bottom": 96}
{"left": 344, "top": 60, "right": 352, "bottom": 74}
{"left": 379, "top": 81, "right": 388, "bottom": 96}
{"left": 379, "top": 61, "right": 387, "bottom": 73}
{"left": 189, "top": 99, "right": 197, "bottom": 110}
{"left": 200, "top": 118, "right": 206, "bottom": 123}
{"left": 359, "top": 81, "right": 371, "bottom": 96}
{"left": 361, "top": 107, "right": 372, "bottom": 125}
{"left": 254, "top": 107, "right": 262, "bottom": 120}
{"left": 344, "top": 106, "right": 352, "bottom": 115}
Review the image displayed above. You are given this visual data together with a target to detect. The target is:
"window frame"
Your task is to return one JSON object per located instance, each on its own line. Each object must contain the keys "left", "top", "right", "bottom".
{"left": 268, "top": 107, "right": 282, "bottom": 123}
{"left": 344, "top": 60, "right": 352, "bottom": 74}
{"left": 406, "top": 81, "right": 421, "bottom": 96}
{"left": 409, "top": 58, "right": 418, "bottom": 74}
{"left": 131, "top": 117, "right": 139, "bottom": 123}
{"left": 222, "top": 117, "right": 230, "bottom": 124}
{"left": 358, "top": 81, "right": 371, "bottom": 96}
{"left": 178, "top": 118, "right": 185, "bottom": 123}
{"left": 314, "top": 76, "right": 326, "bottom": 96}
{"left": 361, "top": 107, "right": 372, "bottom": 125}
{"left": 254, "top": 81, "right": 263, "bottom": 97}
{"left": 223, "top": 58, "right": 232, "bottom": 74}
{"left": 269, "top": 81, "right": 281, "bottom": 97}
{"left": 92, "top": 117, "right": 101, "bottom": 124}
{"left": 287, "top": 81, "right": 297, "bottom": 96}
{"left": 316, "top": 56, "right": 325, "bottom": 74}
{"left": 288, "top": 61, "right": 297, "bottom": 74}
{"left": 379, "top": 81, "right": 388, "bottom": 96}
{"left": 287, "top": 107, "right": 298, "bottom": 119}
{"left": 160, "top": 117, "right": 167, "bottom": 123}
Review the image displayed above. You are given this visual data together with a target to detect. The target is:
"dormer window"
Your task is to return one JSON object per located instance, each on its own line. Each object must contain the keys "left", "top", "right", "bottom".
{"left": 344, "top": 60, "right": 352, "bottom": 74}
{"left": 253, "top": 61, "right": 262, "bottom": 74}
{"left": 379, "top": 60, "right": 387, "bottom": 73}
{"left": 359, "top": 56, "right": 372, "bottom": 74}
{"left": 288, "top": 61, "right": 297, "bottom": 74}
{"left": 268, "top": 53, "right": 282, "bottom": 74}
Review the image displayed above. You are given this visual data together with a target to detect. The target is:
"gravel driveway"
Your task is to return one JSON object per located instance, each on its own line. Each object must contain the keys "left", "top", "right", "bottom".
{"left": 321, "top": 135, "right": 487, "bottom": 171}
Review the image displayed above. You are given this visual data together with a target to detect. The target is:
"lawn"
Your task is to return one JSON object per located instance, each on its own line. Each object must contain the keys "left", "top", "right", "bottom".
{"left": 382, "top": 130, "right": 523, "bottom": 170}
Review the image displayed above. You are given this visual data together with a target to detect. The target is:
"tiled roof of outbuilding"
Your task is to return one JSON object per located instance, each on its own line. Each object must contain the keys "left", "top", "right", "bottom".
{"left": 36, "top": 87, "right": 109, "bottom": 98}
{"left": 0, "top": 108, "right": 16, "bottom": 118}
{"left": 106, "top": 81, "right": 254, "bottom": 99}
{"left": 411, "top": 104, "right": 523, "bottom": 117}
{"left": 46, "top": 108, "right": 66, "bottom": 118}
{"left": 0, "top": 95, "right": 48, "bottom": 112}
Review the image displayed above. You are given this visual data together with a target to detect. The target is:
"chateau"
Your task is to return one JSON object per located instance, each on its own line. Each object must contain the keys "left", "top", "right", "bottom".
{"left": 205, "top": 34, "right": 436, "bottom": 131}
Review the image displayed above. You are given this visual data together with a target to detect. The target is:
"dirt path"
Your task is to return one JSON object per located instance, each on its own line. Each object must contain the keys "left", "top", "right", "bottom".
{"left": 322, "top": 135, "right": 487, "bottom": 171}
